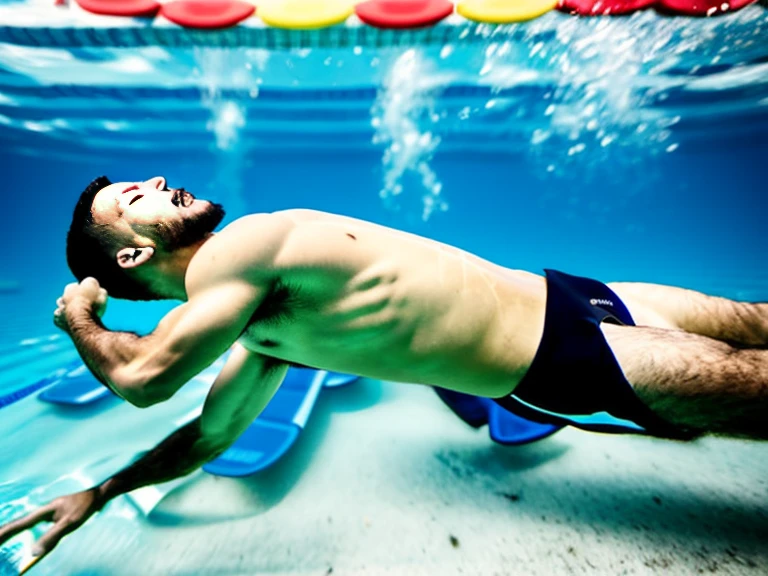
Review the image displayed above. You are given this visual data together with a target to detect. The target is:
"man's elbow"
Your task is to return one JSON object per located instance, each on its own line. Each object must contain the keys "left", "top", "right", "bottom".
{"left": 110, "top": 370, "right": 172, "bottom": 409}
{"left": 125, "top": 386, "right": 174, "bottom": 408}
{"left": 124, "top": 389, "right": 166, "bottom": 408}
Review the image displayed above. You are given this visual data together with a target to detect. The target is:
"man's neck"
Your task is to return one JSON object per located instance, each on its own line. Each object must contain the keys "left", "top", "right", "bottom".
{"left": 150, "top": 235, "right": 213, "bottom": 301}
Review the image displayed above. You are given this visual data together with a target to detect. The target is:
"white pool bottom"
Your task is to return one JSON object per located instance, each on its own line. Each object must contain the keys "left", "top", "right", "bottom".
{"left": 3, "top": 378, "right": 768, "bottom": 575}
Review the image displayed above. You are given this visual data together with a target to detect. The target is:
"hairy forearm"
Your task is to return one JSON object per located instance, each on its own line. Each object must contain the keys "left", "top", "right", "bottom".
{"left": 95, "top": 417, "right": 222, "bottom": 506}
{"left": 65, "top": 301, "right": 146, "bottom": 391}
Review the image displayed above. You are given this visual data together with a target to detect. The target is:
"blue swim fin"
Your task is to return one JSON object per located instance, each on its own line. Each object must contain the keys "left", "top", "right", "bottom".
{"left": 433, "top": 387, "right": 493, "bottom": 428}
{"left": 433, "top": 387, "right": 562, "bottom": 445}
{"left": 487, "top": 402, "right": 562, "bottom": 445}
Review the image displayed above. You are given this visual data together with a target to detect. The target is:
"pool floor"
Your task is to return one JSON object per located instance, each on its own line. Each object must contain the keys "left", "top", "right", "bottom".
{"left": 3, "top": 378, "right": 765, "bottom": 575}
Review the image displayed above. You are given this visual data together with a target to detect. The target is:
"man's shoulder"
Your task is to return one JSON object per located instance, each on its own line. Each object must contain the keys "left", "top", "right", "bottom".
{"left": 217, "top": 209, "right": 337, "bottom": 235}
{"left": 212, "top": 212, "right": 295, "bottom": 249}
{"left": 220, "top": 211, "right": 292, "bottom": 232}
{"left": 185, "top": 213, "right": 295, "bottom": 290}
{"left": 190, "top": 208, "right": 364, "bottom": 280}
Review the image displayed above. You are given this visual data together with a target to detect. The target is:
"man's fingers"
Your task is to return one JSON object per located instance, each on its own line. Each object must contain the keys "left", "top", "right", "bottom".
{"left": 30, "top": 519, "right": 73, "bottom": 559}
{"left": 14, "top": 515, "right": 76, "bottom": 575}
{"left": 81, "top": 277, "right": 100, "bottom": 290}
{"left": 0, "top": 505, "right": 54, "bottom": 545}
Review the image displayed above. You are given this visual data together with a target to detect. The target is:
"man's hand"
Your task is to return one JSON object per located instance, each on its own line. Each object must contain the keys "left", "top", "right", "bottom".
{"left": 0, "top": 347, "right": 286, "bottom": 572}
{"left": 54, "top": 278, "right": 108, "bottom": 334}
{"left": 0, "top": 488, "right": 102, "bottom": 572}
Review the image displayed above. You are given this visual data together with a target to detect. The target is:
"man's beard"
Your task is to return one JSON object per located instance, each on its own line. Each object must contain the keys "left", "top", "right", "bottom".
{"left": 155, "top": 196, "right": 226, "bottom": 251}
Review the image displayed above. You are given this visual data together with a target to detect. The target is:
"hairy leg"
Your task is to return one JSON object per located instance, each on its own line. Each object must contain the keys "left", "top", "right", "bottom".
{"left": 601, "top": 323, "right": 768, "bottom": 440}
{"left": 608, "top": 282, "right": 768, "bottom": 348}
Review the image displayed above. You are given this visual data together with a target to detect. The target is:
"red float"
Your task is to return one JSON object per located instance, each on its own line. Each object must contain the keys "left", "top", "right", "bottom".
{"left": 355, "top": 0, "right": 454, "bottom": 29}
{"left": 656, "top": 0, "right": 755, "bottom": 16}
{"left": 75, "top": 0, "right": 161, "bottom": 17}
{"left": 161, "top": 0, "right": 256, "bottom": 29}
{"left": 557, "top": 0, "right": 654, "bottom": 14}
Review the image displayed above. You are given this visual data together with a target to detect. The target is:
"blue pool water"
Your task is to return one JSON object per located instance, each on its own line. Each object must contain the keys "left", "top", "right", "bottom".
{"left": 0, "top": 6, "right": 767, "bottom": 576}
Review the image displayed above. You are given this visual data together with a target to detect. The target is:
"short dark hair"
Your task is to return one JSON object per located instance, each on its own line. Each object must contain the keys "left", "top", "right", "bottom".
{"left": 66, "top": 176, "right": 158, "bottom": 301}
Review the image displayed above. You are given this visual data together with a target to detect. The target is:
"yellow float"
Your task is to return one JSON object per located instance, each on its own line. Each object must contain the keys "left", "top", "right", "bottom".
{"left": 257, "top": 0, "right": 358, "bottom": 29}
{"left": 456, "top": 0, "right": 558, "bottom": 23}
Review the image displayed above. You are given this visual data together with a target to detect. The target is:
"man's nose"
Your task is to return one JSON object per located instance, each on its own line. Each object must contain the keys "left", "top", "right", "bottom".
{"left": 143, "top": 176, "right": 167, "bottom": 190}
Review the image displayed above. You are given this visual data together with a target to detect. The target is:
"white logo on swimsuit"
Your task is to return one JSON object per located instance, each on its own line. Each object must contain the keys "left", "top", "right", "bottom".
{"left": 590, "top": 298, "right": 614, "bottom": 307}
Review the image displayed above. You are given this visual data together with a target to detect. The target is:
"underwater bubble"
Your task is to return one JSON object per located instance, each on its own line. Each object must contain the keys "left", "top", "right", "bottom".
{"left": 531, "top": 129, "right": 550, "bottom": 145}
{"left": 22, "top": 121, "right": 52, "bottom": 133}
{"left": 370, "top": 49, "right": 447, "bottom": 221}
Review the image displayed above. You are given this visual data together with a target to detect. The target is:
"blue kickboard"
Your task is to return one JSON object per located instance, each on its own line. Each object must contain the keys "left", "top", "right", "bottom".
{"left": 202, "top": 419, "right": 300, "bottom": 477}
{"left": 323, "top": 372, "right": 359, "bottom": 388}
{"left": 0, "top": 359, "right": 82, "bottom": 410}
{"left": 38, "top": 366, "right": 115, "bottom": 405}
{"left": 433, "top": 387, "right": 562, "bottom": 445}
{"left": 203, "top": 368, "right": 327, "bottom": 477}
{"left": 33, "top": 354, "right": 336, "bottom": 477}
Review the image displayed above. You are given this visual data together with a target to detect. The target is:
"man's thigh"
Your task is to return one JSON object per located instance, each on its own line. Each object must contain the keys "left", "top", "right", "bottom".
{"left": 607, "top": 282, "right": 680, "bottom": 330}
{"left": 600, "top": 321, "right": 767, "bottom": 438}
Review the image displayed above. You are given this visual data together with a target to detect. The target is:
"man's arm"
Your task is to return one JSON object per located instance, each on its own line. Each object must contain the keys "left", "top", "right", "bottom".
{"left": 0, "top": 344, "right": 288, "bottom": 562}
{"left": 98, "top": 343, "right": 288, "bottom": 498}
{"left": 62, "top": 278, "right": 266, "bottom": 407}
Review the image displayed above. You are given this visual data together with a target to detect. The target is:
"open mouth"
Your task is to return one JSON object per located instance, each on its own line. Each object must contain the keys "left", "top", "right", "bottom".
{"left": 171, "top": 188, "right": 194, "bottom": 208}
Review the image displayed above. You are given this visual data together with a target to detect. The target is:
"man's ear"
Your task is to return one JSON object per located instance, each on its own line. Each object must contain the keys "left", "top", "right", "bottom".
{"left": 116, "top": 247, "right": 155, "bottom": 269}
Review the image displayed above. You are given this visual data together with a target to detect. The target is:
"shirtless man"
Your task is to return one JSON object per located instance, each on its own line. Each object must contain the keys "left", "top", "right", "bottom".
{"left": 1, "top": 175, "right": 766, "bottom": 567}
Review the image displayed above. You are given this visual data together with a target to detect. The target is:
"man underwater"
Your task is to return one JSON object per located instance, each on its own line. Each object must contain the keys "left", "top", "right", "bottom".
{"left": 1, "top": 176, "right": 766, "bottom": 566}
